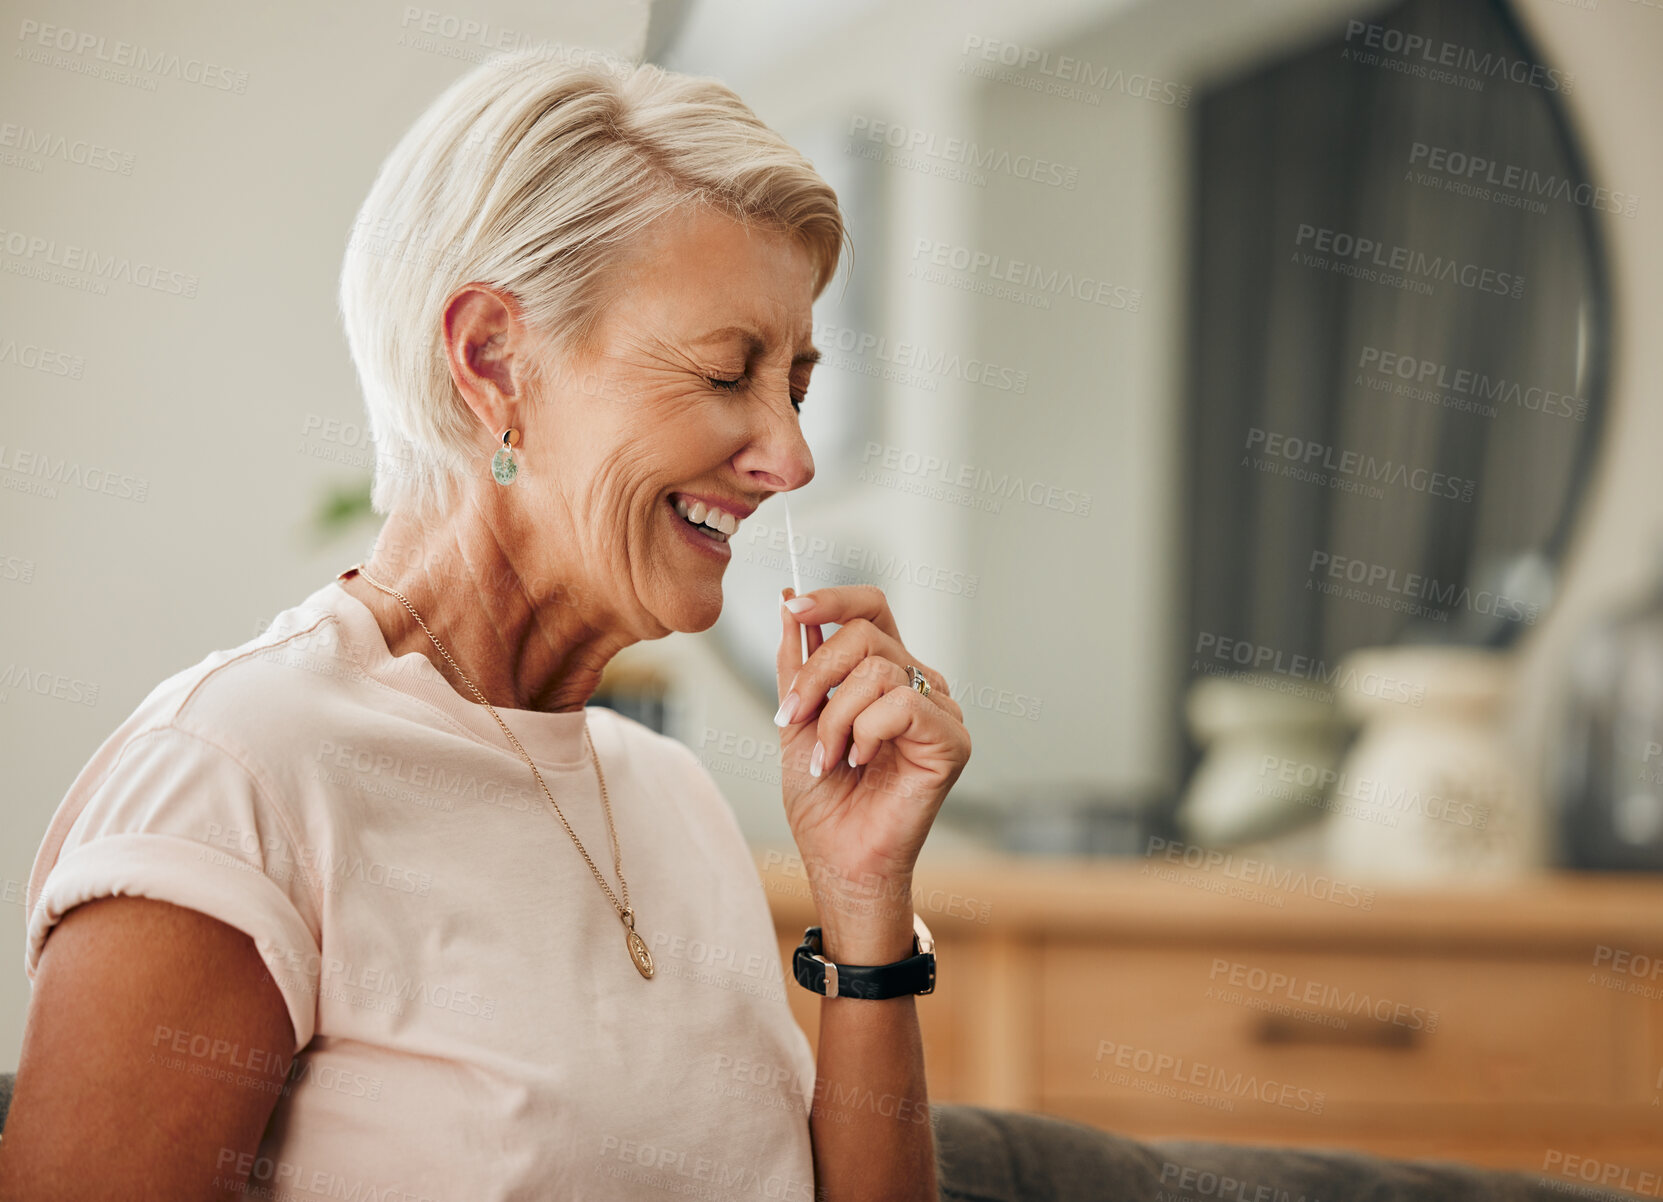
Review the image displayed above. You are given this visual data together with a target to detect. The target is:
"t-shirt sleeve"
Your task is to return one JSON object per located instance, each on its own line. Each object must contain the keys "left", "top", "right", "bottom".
{"left": 24, "top": 722, "right": 322, "bottom": 1055}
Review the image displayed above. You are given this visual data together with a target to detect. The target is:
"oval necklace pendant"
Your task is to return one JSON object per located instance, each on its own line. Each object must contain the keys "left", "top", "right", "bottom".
{"left": 626, "top": 927, "right": 655, "bottom": 978}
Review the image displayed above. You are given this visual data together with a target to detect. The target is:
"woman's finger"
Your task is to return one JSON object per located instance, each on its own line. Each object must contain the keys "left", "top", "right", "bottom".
{"left": 784, "top": 588, "right": 957, "bottom": 711}
{"left": 848, "top": 685, "right": 971, "bottom": 784}
{"left": 778, "top": 609, "right": 963, "bottom": 730}
{"left": 903, "top": 661, "right": 963, "bottom": 725}
{"left": 807, "top": 654, "right": 908, "bottom": 777}
{"left": 781, "top": 584, "right": 901, "bottom": 643}
{"left": 778, "top": 617, "right": 886, "bottom": 727}
{"left": 774, "top": 586, "right": 825, "bottom": 702}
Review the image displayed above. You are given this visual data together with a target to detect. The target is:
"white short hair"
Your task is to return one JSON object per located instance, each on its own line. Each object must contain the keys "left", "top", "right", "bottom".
{"left": 338, "top": 47, "right": 848, "bottom": 522}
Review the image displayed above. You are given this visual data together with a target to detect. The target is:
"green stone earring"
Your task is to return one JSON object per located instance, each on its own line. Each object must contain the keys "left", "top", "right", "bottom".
{"left": 491, "top": 427, "right": 520, "bottom": 486}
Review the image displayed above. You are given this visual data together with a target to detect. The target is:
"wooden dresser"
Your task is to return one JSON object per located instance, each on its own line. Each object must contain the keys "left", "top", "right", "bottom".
{"left": 757, "top": 851, "right": 1663, "bottom": 1189}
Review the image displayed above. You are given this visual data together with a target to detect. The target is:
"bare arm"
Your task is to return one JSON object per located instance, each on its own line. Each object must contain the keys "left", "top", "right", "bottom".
{"left": 0, "top": 896, "right": 296, "bottom": 1200}
{"left": 806, "top": 894, "right": 937, "bottom": 1202}
{"left": 773, "top": 584, "right": 969, "bottom": 1201}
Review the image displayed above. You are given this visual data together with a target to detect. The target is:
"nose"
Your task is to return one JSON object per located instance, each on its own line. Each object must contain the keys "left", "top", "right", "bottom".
{"left": 732, "top": 396, "right": 815, "bottom": 495}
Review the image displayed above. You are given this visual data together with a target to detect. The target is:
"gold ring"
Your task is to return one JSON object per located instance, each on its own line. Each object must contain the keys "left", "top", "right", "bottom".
{"left": 905, "top": 664, "right": 932, "bottom": 698}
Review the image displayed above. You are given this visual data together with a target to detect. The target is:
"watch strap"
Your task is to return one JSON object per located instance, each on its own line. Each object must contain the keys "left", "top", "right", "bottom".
{"left": 792, "top": 913, "right": 936, "bottom": 999}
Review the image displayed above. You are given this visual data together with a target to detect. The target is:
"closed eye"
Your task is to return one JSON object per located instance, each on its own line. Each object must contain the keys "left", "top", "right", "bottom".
{"left": 708, "top": 375, "right": 804, "bottom": 414}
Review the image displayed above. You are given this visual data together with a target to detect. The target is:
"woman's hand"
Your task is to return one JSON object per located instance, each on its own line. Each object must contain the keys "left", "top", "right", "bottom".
{"left": 774, "top": 585, "right": 971, "bottom": 961}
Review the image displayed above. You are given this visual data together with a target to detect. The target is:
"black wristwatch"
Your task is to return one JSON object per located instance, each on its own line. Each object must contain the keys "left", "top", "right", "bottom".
{"left": 792, "top": 913, "right": 936, "bottom": 999}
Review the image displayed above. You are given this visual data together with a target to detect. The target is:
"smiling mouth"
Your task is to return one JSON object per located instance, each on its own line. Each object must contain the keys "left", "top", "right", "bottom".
{"left": 668, "top": 493, "right": 739, "bottom": 544}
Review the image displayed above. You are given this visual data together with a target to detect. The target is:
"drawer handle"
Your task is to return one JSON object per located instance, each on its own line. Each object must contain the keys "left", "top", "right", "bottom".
{"left": 1252, "top": 1014, "right": 1419, "bottom": 1050}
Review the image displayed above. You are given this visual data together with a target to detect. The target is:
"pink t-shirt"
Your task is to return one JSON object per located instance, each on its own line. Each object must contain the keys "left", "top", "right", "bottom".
{"left": 24, "top": 575, "right": 819, "bottom": 1200}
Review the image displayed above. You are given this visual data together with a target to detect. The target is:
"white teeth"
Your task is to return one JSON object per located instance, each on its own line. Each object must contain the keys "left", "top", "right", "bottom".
{"left": 672, "top": 495, "right": 742, "bottom": 537}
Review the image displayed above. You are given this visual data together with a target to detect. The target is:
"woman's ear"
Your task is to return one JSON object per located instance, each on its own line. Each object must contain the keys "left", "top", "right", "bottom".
{"left": 442, "top": 285, "right": 526, "bottom": 431}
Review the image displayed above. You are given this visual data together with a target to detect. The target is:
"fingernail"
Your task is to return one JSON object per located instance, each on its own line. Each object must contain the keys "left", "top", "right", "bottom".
{"left": 809, "top": 742, "right": 824, "bottom": 778}
{"left": 847, "top": 744, "right": 859, "bottom": 768}
{"left": 773, "top": 693, "right": 799, "bottom": 727}
{"left": 783, "top": 595, "right": 815, "bottom": 614}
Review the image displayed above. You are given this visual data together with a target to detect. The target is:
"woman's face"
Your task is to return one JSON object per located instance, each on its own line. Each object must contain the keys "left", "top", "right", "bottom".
{"left": 519, "top": 205, "right": 820, "bottom": 638}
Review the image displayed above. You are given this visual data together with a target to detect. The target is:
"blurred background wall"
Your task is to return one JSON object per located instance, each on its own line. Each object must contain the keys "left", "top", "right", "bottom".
{"left": 3, "top": 0, "right": 1661, "bottom": 1075}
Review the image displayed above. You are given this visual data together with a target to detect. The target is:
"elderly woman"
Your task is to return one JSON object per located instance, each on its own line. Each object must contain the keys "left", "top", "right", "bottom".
{"left": 1, "top": 47, "right": 970, "bottom": 1201}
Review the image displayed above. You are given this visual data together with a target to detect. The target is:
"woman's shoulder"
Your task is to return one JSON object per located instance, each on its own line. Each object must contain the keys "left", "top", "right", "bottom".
{"left": 78, "top": 582, "right": 367, "bottom": 802}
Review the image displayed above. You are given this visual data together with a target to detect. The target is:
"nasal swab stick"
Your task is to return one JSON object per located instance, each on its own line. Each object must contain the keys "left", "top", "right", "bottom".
{"left": 782, "top": 496, "right": 810, "bottom": 665}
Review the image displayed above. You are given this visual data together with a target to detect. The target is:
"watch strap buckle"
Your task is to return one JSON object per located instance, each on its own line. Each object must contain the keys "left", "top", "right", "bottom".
{"left": 793, "top": 912, "right": 936, "bottom": 999}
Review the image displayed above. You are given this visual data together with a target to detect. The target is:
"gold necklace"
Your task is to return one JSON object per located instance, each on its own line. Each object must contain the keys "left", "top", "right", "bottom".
{"left": 346, "top": 564, "right": 654, "bottom": 980}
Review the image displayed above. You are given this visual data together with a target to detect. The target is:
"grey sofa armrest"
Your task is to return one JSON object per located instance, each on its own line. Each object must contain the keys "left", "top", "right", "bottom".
{"left": 932, "top": 1103, "right": 1633, "bottom": 1202}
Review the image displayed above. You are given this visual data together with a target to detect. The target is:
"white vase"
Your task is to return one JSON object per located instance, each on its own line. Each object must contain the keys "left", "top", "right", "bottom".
{"left": 1176, "top": 674, "right": 1350, "bottom": 847}
{"left": 1323, "top": 645, "right": 1545, "bottom": 883}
